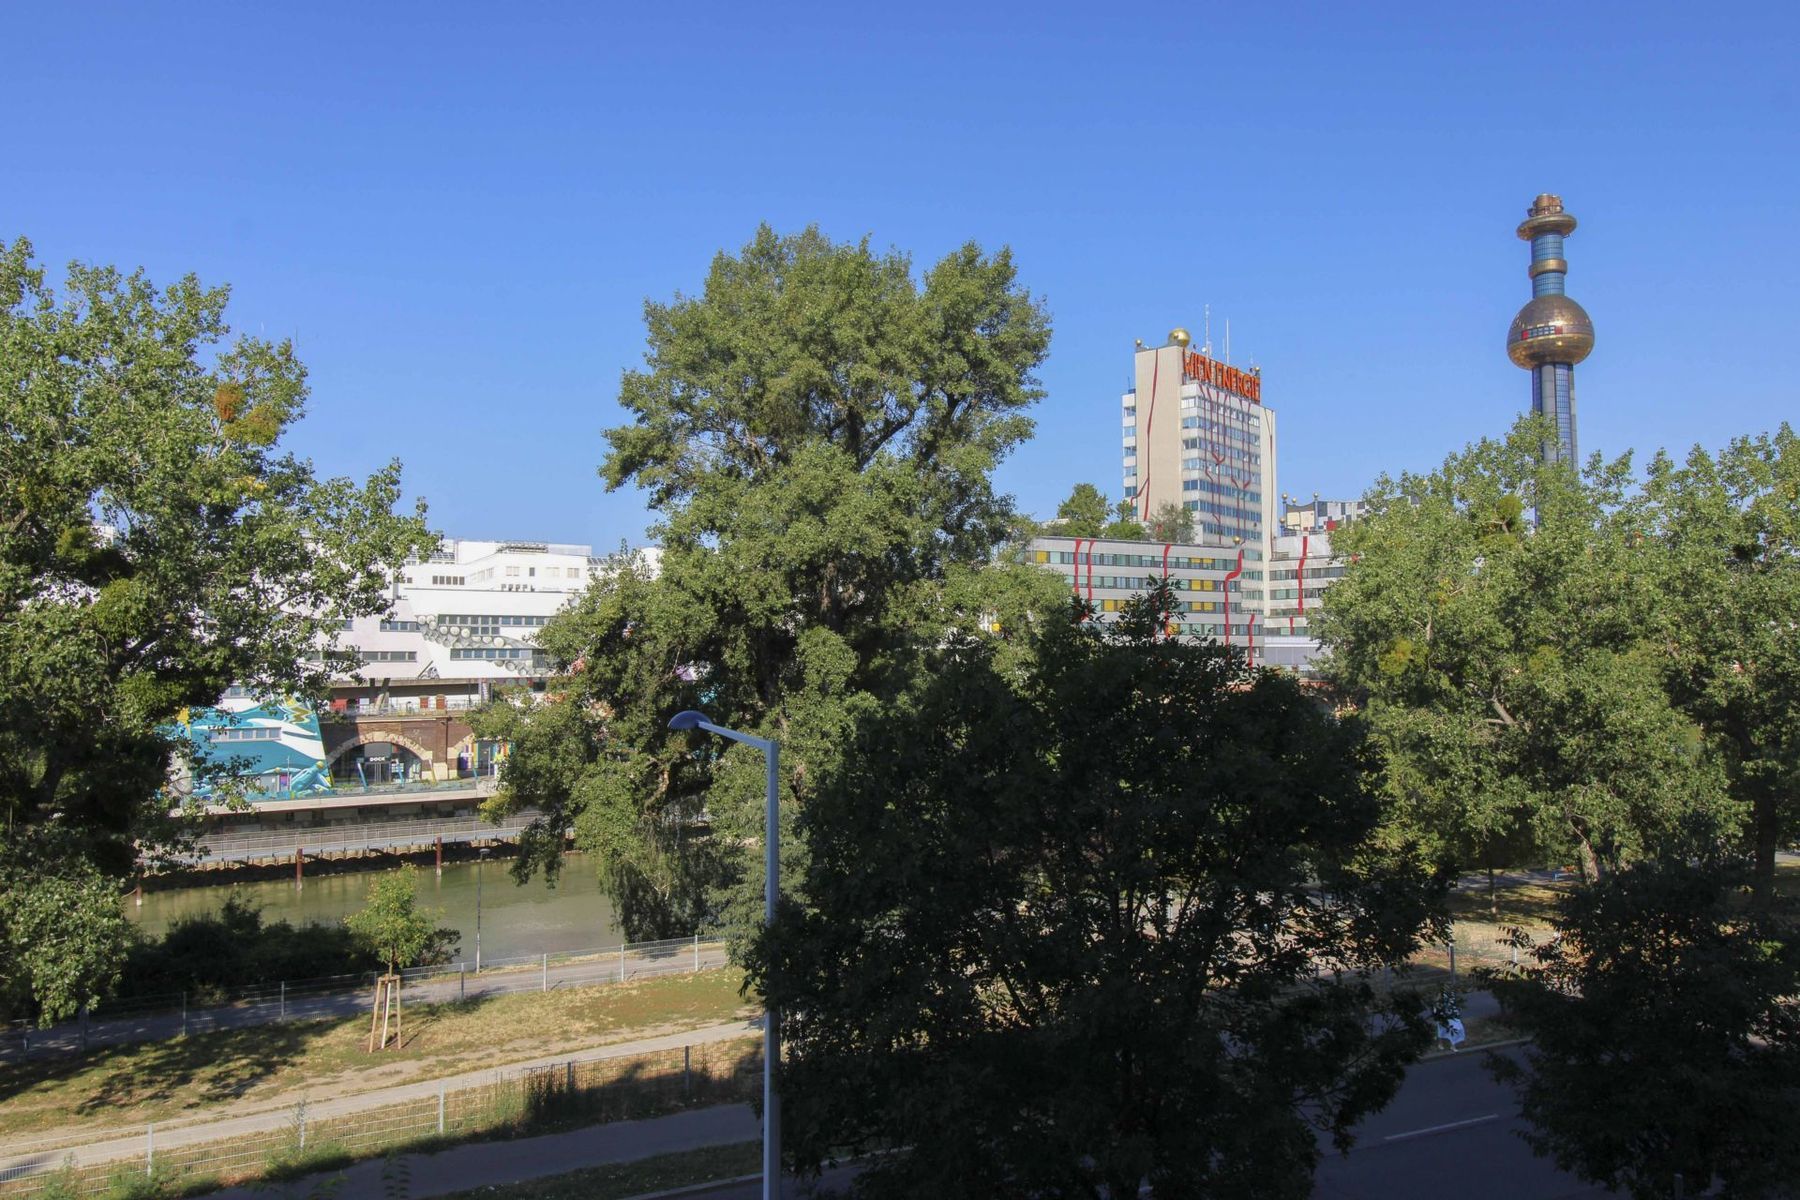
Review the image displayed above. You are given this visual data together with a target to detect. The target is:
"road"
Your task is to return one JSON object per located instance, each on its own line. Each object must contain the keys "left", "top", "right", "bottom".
{"left": 175, "top": 1046, "right": 1611, "bottom": 1200}
{"left": 6, "top": 940, "right": 732, "bottom": 1060}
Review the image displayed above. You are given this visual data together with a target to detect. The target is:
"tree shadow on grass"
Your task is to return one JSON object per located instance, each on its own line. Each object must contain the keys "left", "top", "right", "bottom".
{"left": 82, "top": 1021, "right": 314, "bottom": 1113}
{"left": 0, "top": 1020, "right": 316, "bottom": 1123}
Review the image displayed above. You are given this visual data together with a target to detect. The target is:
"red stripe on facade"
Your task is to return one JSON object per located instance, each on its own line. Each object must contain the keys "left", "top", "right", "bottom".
{"left": 1222, "top": 548, "right": 1244, "bottom": 650}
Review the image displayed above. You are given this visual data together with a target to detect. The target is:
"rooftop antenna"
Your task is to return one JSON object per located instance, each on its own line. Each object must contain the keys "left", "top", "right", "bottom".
{"left": 1203, "top": 305, "right": 1212, "bottom": 356}
{"left": 1225, "top": 319, "right": 1231, "bottom": 367}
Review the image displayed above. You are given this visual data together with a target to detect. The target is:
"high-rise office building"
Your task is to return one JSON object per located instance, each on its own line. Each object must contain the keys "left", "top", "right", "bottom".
{"left": 1121, "top": 330, "right": 1277, "bottom": 546}
{"left": 1507, "top": 194, "right": 1595, "bottom": 464}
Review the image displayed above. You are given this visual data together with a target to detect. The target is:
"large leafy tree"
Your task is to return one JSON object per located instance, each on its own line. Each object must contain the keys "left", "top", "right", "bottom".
{"left": 480, "top": 225, "right": 1057, "bottom": 939}
{"left": 1489, "top": 858, "right": 1800, "bottom": 1198}
{"left": 0, "top": 237, "right": 432, "bottom": 1021}
{"left": 1636, "top": 427, "right": 1800, "bottom": 903}
{"left": 1315, "top": 419, "right": 1736, "bottom": 881}
{"left": 748, "top": 584, "right": 1444, "bottom": 1199}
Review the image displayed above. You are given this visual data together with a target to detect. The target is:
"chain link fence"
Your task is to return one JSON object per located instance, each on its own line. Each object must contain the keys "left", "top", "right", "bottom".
{"left": 0, "top": 1038, "right": 760, "bottom": 1198}
{"left": 4, "top": 936, "right": 731, "bottom": 1059}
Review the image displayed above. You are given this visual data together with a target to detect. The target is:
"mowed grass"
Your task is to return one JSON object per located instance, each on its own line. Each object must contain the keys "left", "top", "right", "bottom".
{"left": 439, "top": 1141, "right": 762, "bottom": 1200}
{"left": 0, "top": 968, "right": 754, "bottom": 1142}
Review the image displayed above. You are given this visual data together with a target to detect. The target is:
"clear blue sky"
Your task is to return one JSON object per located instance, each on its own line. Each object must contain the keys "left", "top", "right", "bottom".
{"left": 6, "top": 2, "right": 1796, "bottom": 548}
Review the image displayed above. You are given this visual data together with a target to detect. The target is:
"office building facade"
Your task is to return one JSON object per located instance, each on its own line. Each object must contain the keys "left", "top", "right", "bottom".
{"left": 1122, "top": 330, "right": 1278, "bottom": 547}
{"left": 1026, "top": 534, "right": 1265, "bottom": 657}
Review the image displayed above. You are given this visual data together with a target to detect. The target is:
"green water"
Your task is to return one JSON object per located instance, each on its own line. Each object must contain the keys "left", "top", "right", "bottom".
{"left": 126, "top": 853, "right": 623, "bottom": 962}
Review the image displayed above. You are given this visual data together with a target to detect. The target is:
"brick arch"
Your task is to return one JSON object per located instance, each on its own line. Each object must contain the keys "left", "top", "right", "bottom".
{"left": 325, "top": 728, "right": 438, "bottom": 767}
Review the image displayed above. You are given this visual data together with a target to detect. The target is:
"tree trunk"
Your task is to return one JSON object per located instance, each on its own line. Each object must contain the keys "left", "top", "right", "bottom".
{"left": 1574, "top": 835, "right": 1602, "bottom": 885}
{"left": 1751, "top": 791, "right": 1779, "bottom": 908}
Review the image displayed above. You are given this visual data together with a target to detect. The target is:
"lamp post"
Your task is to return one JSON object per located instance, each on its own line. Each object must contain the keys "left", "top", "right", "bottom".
{"left": 475, "top": 847, "right": 490, "bottom": 973}
{"left": 668, "top": 709, "right": 780, "bottom": 1200}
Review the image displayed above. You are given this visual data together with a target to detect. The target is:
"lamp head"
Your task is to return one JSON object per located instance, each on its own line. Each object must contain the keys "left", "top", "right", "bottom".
{"left": 668, "top": 709, "right": 708, "bottom": 731}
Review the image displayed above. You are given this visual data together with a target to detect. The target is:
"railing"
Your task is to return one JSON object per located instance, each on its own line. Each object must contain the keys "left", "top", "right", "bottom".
{"left": 185, "top": 807, "right": 536, "bottom": 862}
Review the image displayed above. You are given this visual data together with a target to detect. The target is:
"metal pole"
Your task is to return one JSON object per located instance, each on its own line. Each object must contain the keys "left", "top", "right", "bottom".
{"left": 146, "top": 1123, "right": 154, "bottom": 1174}
{"left": 460, "top": 964, "right": 466, "bottom": 1000}
{"left": 1449, "top": 936, "right": 1458, "bottom": 985}
{"left": 764, "top": 739, "right": 780, "bottom": 1200}
{"left": 437, "top": 1087, "right": 446, "bottom": 1135}
{"left": 280, "top": 981, "right": 286, "bottom": 1020}
{"left": 619, "top": 944, "right": 626, "bottom": 983}
{"left": 693, "top": 932, "right": 700, "bottom": 972}
{"left": 181, "top": 993, "right": 188, "bottom": 1038}
{"left": 541, "top": 953, "right": 548, "bottom": 992}
{"left": 684, "top": 1044, "right": 691, "bottom": 1101}
{"left": 475, "top": 851, "right": 485, "bottom": 973}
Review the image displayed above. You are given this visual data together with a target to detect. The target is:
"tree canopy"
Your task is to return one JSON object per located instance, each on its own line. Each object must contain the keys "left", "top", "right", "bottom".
{"left": 1488, "top": 857, "right": 1800, "bottom": 1198}
{"left": 1053, "top": 482, "right": 1108, "bottom": 537}
{"left": 0, "top": 237, "right": 433, "bottom": 1022}
{"left": 1145, "top": 500, "right": 1195, "bottom": 543}
{"left": 1634, "top": 427, "right": 1800, "bottom": 901}
{"left": 345, "top": 864, "right": 456, "bottom": 976}
{"left": 748, "top": 584, "right": 1444, "bottom": 1199}
{"left": 479, "top": 225, "right": 1059, "bottom": 939}
{"left": 1314, "top": 418, "right": 1739, "bottom": 882}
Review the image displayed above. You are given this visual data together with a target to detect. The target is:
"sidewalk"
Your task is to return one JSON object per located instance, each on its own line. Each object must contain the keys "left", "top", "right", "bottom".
{"left": 0, "top": 1018, "right": 762, "bottom": 1180}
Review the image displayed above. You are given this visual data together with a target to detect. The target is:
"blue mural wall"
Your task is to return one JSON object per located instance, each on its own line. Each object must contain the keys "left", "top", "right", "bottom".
{"left": 173, "top": 694, "right": 334, "bottom": 800}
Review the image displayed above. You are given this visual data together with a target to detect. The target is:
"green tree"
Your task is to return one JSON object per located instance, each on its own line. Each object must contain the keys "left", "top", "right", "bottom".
{"left": 0, "top": 237, "right": 433, "bottom": 1022}
{"left": 1314, "top": 418, "right": 1736, "bottom": 882}
{"left": 0, "top": 854, "right": 133, "bottom": 1023}
{"left": 1053, "top": 483, "right": 1108, "bottom": 537}
{"left": 344, "top": 864, "right": 455, "bottom": 976}
{"left": 1145, "top": 500, "right": 1195, "bottom": 543}
{"left": 748, "top": 583, "right": 1444, "bottom": 1199}
{"left": 1488, "top": 858, "right": 1800, "bottom": 1198}
{"left": 479, "top": 225, "right": 1057, "bottom": 939}
{"left": 1100, "top": 497, "right": 1147, "bottom": 540}
{"left": 1636, "top": 427, "right": 1800, "bottom": 904}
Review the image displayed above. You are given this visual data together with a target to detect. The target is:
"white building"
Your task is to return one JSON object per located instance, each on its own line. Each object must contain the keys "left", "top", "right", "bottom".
{"left": 1026, "top": 534, "right": 1266, "bottom": 658}
{"left": 1260, "top": 530, "right": 1347, "bottom": 677}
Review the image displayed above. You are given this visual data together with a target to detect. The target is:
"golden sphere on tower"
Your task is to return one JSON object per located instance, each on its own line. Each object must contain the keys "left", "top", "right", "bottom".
{"left": 1168, "top": 328, "right": 1191, "bottom": 348}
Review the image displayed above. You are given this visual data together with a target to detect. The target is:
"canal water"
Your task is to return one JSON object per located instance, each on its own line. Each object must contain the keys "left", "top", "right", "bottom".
{"left": 126, "top": 853, "right": 624, "bottom": 962}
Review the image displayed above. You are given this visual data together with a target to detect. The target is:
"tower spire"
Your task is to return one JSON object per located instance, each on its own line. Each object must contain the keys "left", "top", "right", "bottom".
{"left": 1507, "top": 194, "right": 1594, "bottom": 464}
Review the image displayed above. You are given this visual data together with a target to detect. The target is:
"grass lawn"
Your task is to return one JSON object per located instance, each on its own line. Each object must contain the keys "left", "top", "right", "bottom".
{"left": 436, "top": 1141, "right": 761, "bottom": 1200}
{"left": 0, "top": 968, "right": 753, "bottom": 1142}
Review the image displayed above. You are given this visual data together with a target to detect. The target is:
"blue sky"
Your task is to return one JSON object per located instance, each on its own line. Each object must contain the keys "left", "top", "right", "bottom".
{"left": 5, "top": 2, "right": 1796, "bottom": 549}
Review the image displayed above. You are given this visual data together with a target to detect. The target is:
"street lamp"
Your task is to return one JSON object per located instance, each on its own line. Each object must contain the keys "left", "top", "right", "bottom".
{"left": 668, "top": 709, "right": 780, "bottom": 1200}
{"left": 475, "top": 847, "right": 490, "bottom": 973}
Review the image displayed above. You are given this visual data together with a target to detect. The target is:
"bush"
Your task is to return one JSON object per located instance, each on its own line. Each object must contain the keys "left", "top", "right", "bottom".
{"left": 119, "top": 895, "right": 378, "bottom": 1002}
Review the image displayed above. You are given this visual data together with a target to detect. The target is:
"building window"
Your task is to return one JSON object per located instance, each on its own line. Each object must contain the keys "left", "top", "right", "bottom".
{"left": 430, "top": 575, "right": 465, "bottom": 586}
{"left": 379, "top": 619, "right": 423, "bottom": 632}
{"left": 358, "top": 650, "right": 418, "bottom": 663}
{"left": 209, "top": 727, "right": 281, "bottom": 742}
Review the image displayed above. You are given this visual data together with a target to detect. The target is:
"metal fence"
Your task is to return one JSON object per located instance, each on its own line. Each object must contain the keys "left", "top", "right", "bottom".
{"left": 0, "top": 1037, "right": 761, "bottom": 1198}
{"left": 4, "top": 935, "right": 732, "bottom": 1059}
{"left": 187, "top": 808, "right": 531, "bottom": 863}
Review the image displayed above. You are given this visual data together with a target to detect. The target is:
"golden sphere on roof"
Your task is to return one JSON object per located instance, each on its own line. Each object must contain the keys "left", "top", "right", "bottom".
{"left": 1507, "top": 295, "right": 1595, "bottom": 368}
{"left": 1168, "top": 328, "right": 1191, "bottom": 348}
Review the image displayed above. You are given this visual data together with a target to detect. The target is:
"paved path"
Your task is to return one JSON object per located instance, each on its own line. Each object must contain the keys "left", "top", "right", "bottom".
{"left": 6, "top": 944, "right": 732, "bottom": 1061}
{"left": 0, "top": 1018, "right": 762, "bottom": 1182}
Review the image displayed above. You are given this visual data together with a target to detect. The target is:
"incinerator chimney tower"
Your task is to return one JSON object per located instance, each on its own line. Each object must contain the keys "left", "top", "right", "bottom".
{"left": 1506, "top": 194, "right": 1595, "bottom": 464}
